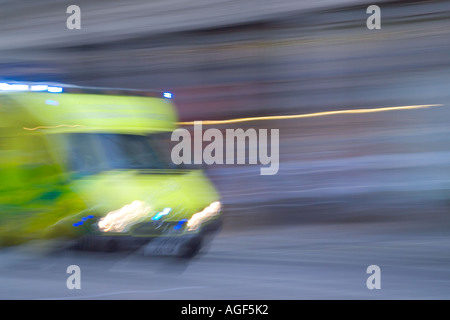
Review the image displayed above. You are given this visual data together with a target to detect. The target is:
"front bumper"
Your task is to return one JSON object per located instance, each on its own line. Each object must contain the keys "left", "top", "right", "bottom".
{"left": 74, "top": 215, "right": 223, "bottom": 254}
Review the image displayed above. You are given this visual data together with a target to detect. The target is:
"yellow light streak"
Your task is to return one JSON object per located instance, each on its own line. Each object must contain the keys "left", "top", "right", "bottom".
{"left": 177, "top": 104, "right": 443, "bottom": 126}
{"left": 23, "top": 124, "right": 85, "bottom": 131}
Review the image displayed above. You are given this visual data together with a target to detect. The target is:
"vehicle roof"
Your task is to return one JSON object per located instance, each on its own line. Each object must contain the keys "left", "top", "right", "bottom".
{"left": 1, "top": 81, "right": 171, "bottom": 98}
{"left": 0, "top": 82, "right": 178, "bottom": 134}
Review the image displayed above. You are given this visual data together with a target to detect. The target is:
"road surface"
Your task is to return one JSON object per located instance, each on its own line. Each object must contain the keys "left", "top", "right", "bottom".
{"left": 1, "top": 220, "right": 449, "bottom": 299}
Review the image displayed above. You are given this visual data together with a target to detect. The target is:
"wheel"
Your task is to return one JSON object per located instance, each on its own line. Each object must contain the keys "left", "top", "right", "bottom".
{"left": 177, "top": 237, "right": 203, "bottom": 260}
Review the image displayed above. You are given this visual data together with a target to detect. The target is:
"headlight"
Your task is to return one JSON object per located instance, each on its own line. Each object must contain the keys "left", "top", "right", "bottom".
{"left": 98, "top": 200, "right": 152, "bottom": 233}
{"left": 187, "top": 201, "right": 221, "bottom": 231}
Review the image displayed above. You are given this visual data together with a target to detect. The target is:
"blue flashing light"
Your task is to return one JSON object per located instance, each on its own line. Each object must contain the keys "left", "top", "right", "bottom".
{"left": 73, "top": 216, "right": 95, "bottom": 227}
{"left": 173, "top": 219, "right": 188, "bottom": 230}
{"left": 48, "top": 86, "right": 63, "bottom": 93}
{"left": 0, "top": 82, "right": 64, "bottom": 93}
{"left": 45, "top": 100, "right": 59, "bottom": 106}
{"left": 163, "top": 92, "right": 173, "bottom": 99}
{"left": 9, "top": 84, "right": 29, "bottom": 91}
{"left": 0, "top": 83, "right": 29, "bottom": 91}
{"left": 152, "top": 208, "right": 172, "bottom": 221}
{"left": 31, "top": 85, "right": 48, "bottom": 92}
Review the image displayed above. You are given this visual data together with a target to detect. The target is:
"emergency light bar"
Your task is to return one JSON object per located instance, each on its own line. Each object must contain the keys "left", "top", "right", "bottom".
{"left": 0, "top": 81, "right": 173, "bottom": 99}
{"left": 0, "top": 83, "right": 62, "bottom": 93}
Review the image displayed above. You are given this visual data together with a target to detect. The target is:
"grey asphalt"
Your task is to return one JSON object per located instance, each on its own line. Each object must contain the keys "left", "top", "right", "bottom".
{"left": 0, "top": 220, "right": 449, "bottom": 300}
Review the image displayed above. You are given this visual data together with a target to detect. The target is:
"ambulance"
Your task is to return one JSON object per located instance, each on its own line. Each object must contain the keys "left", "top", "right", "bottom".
{"left": 0, "top": 81, "right": 222, "bottom": 258}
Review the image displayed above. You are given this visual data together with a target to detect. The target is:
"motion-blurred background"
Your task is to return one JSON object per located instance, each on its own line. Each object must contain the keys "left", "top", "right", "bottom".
{"left": 1, "top": 0, "right": 450, "bottom": 300}
{"left": 1, "top": 0, "right": 450, "bottom": 226}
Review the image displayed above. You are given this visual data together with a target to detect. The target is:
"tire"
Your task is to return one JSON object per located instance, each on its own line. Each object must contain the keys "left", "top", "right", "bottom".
{"left": 177, "top": 237, "right": 203, "bottom": 260}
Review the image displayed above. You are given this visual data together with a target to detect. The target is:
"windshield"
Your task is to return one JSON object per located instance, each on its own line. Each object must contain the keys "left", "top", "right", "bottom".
{"left": 66, "top": 133, "right": 190, "bottom": 175}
